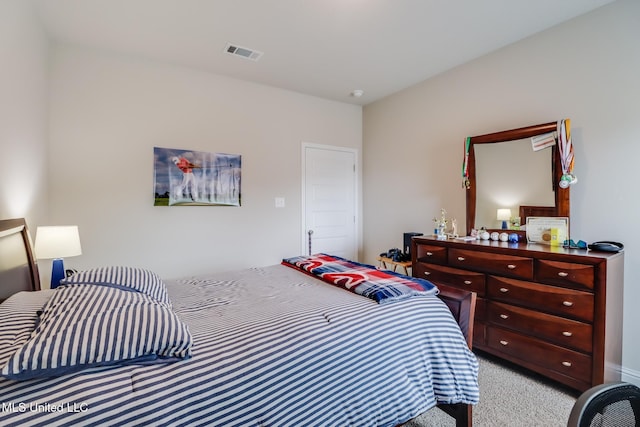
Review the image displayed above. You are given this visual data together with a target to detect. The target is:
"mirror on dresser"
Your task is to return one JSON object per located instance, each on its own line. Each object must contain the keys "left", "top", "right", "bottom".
{"left": 464, "top": 121, "right": 570, "bottom": 236}
{"left": 412, "top": 120, "right": 624, "bottom": 392}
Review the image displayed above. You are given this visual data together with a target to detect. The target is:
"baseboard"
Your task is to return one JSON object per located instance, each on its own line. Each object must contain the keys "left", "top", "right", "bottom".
{"left": 621, "top": 366, "right": 640, "bottom": 387}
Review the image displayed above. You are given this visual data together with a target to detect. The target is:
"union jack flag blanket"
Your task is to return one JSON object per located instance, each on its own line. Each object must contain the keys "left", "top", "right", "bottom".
{"left": 282, "top": 253, "right": 438, "bottom": 304}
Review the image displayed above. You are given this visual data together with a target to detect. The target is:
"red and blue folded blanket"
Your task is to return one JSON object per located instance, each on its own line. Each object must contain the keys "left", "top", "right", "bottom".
{"left": 282, "top": 253, "right": 438, "bottom": 304}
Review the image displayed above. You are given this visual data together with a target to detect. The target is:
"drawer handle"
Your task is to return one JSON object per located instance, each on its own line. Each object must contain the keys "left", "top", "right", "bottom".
{"left": 457, "top": 256, "right": 466, "bottom": 261}
{"left": 426, "top": 252, "right": 433, "bottom": 256}
{"left": 499, "top": 287, "right": 509, "bottom": 293}
{"left": 423, "top": 272, "right": 431, "bottom": 276}
{"left": 563, "top": 301, "right": 574, "bottom": 307}
{"left": 507, "top": 264, "right": 516, "bottom": 269}
{"left": 562, "top": 361, "right": 572, "bottom": 367}
{"left": 499, "top": 340, "right": 509, "bottom": 346}
{"left": 562, "top": 331, "right": 573, "bottom": 337}
{"left": 463, "top": 280, "right": 472, "bottom": 285}
{"left": 558, "top": 272, "right": 569, "bottom": 277}
{"left": 500, "top": 314, "right": 509, "bottom": 319}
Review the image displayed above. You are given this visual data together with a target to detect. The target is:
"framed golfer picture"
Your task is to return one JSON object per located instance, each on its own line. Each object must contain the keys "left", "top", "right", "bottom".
{"left": 153, "top": 147, "right": 241, "bottom": 206}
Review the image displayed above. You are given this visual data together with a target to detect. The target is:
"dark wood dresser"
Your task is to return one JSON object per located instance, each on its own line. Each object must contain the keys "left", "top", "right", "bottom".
{"left": 411, "top": 236, "right": 624, "bottom": 392}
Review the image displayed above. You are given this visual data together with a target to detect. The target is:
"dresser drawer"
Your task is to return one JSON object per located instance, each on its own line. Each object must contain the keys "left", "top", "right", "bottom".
{"left": 487, "top": 276, "right": 594, "bottom": 322}
{"left": 487, "top": 301, "right": 593, "bottom": 353}
{"left": 487, "top": 326, "right": 592, "bottom": 384}
{"left": 449, "top": 248, "right": 533, "bottom": 280}
{"left": 414, "top": 262, "right": 486, "bottom": 296}
{"left": 536, "top": 260, "right": 595, "bottom": 290}
{"left": 414, "top": 244, "right": 447, "bottom": 264}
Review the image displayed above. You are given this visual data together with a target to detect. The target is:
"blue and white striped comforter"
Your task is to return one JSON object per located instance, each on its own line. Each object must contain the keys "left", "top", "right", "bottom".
{"left": 0, "top": 264, "right": 479, "bottom": 426}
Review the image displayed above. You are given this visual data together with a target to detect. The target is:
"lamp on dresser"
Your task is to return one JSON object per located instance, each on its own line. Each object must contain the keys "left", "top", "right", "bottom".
{"left": 497, "top": 209, "right": 511, "bottom": 230}
{"left": 35, "top": 225, "right": 82, "bottom": 289}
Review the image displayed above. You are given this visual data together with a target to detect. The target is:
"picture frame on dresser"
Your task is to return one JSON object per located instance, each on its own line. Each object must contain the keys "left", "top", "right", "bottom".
{"left": 526, "top": 216, "right": 569, "bottom": 245}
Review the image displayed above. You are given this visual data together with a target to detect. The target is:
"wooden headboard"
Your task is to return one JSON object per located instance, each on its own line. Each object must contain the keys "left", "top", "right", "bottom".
{"left": 0, "top": 218, "right": 40, "bottom": 302}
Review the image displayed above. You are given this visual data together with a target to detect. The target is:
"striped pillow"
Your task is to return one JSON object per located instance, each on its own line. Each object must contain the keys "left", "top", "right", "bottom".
{"left": 0, "top": 285, "right": 192, "bottom": 381}
{"left": 0, "top": 290, "right": 54, "bottom": 368}
{"left": 61, "top": 266, "right": 171, "bottom": 306}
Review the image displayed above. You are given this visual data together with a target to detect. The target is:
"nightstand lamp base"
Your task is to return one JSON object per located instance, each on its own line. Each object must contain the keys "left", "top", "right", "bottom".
{"left": 50, "top": 258, "right": 66, "bottom": 289}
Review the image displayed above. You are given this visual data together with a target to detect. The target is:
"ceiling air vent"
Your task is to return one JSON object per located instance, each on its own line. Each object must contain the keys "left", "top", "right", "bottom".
{"left": 224, "top": 43, "right": 263, "bottom": 62}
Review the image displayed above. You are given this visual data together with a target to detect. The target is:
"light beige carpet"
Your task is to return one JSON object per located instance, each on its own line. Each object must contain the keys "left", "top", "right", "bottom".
{"left": 407, "top": 353, "right": 579, "bottom": 427}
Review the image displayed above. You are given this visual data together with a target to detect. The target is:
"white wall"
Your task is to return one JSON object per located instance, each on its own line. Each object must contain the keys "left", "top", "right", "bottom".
{"left": 0, "top": 0, "right": 49, "bottom": 228}
{"left": 363, "top": 0, "right": 640, "bottom": 384}
{"left": 47, "top": 45, "right": 362, "bottom": 279}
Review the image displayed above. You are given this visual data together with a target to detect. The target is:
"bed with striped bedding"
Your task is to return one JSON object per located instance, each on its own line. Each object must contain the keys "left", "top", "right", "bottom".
{"left": 0, "top": 263, "right": 479, "bottom": 427}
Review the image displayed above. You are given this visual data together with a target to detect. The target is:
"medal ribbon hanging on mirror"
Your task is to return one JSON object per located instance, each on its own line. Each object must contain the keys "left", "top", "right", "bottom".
{"left": 462, "top": 136, "right": 471, "bottom": 189}
{"left": 557, "top": 119, "right": 577, "bottom": 189}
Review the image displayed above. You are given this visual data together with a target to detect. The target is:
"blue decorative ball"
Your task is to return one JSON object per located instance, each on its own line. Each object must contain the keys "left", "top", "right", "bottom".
{"left": 508, "top": 233, "right": 519, "bottom": 243}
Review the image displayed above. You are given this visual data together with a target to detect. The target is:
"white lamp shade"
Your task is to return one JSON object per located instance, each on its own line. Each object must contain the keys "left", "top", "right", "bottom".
{"left": 496, "top": 209, "right": 512, "bottom": 221}
{"left": 35, "top": 226, "right": 82, "bottom": 259}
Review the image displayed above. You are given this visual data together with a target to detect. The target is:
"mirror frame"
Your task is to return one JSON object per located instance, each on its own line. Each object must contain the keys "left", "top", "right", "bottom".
{"left": 465, "top": 121, "right": 570, "bottom": 236}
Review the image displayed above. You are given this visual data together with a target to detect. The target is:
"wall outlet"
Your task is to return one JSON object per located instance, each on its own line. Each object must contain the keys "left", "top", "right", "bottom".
{"left": 275, "top": 197, "right": 285, "bottom": 208}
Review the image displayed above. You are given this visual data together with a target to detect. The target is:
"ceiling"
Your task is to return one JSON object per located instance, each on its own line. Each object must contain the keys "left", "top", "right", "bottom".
{"left": 34, "top": 0, "right": 616, "bottom": 105}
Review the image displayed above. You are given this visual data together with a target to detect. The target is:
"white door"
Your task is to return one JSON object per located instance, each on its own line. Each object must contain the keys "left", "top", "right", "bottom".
{"left": 302, "top": 143, "right": 357, "bottom": 260}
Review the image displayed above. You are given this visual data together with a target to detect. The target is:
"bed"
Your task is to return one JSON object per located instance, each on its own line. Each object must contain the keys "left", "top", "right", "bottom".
{"left": 0, "top": 218, "right": 479, "bottom": 427}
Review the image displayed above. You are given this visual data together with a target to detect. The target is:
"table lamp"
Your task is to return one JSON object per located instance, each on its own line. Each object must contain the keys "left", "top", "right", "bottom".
{"left": 496, "top": 209, "right": 512, "bottom": 230}
{"left": 35, "top": 225, "right": 82, "bottom": 288}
